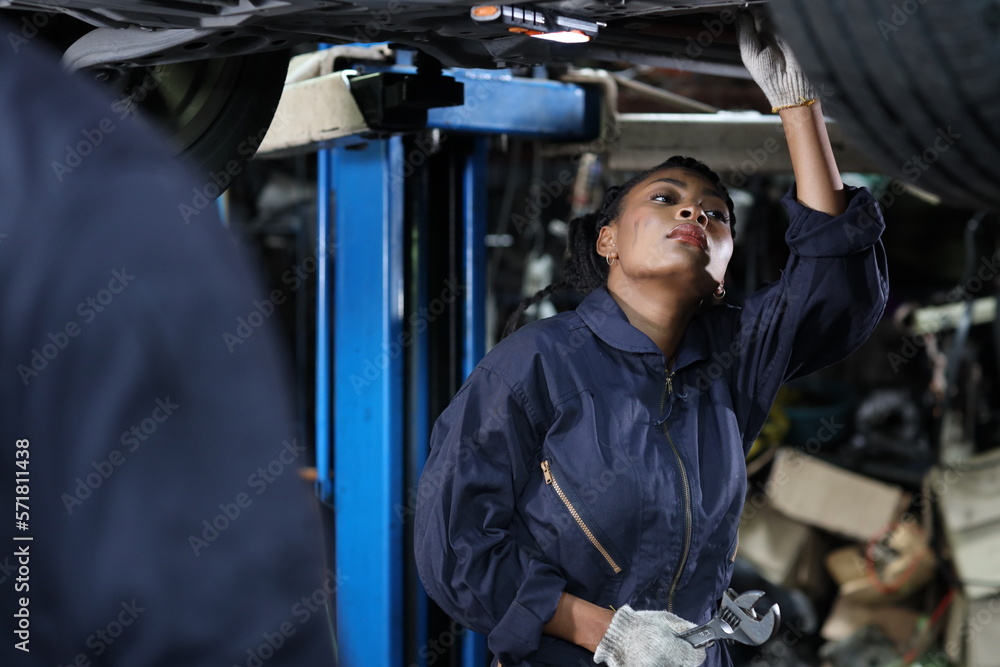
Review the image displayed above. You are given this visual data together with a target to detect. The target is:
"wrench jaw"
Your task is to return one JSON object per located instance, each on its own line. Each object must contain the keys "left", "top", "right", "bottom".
{"left": 729, "top": 590, "right": 766, "bottom": 613}
{"left": 678, "top": 589, "right": 781, "bottom": 649}
{"left": 723, "top": 589, "right": 781, "bottom": 645}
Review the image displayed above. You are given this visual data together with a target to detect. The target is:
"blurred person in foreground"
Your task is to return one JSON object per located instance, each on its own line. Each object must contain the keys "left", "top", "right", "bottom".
{"left": 0, "top": 26, "right": 337, "bottom": 667}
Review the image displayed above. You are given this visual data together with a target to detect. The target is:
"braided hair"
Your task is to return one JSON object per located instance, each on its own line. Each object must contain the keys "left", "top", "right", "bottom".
{"left": 502, "top": 156, "right": 735, "bottom": 338}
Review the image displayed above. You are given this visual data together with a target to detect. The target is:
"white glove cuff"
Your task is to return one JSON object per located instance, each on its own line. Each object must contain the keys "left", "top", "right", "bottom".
{"left": 593, "top": 605, "right": 635, "bottom": 665}
{"left": 763, "top": 70, "right": 818, "bottom": 113}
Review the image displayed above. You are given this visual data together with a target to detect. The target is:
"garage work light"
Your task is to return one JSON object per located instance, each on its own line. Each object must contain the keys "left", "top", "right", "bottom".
{"left": 471, "top": 5, "right": 603, "bottom": 43}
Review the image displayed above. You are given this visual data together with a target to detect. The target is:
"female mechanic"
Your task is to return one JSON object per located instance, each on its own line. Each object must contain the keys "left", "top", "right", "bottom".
{"left": 415, "top": 9, "right": 889, "bottom": 667}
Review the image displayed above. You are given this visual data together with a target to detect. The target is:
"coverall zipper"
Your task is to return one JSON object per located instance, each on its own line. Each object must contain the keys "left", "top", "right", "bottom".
{"left": 541, "top": 460, "right": 623, "bottom": 574}
{"left": 660, "top": 367, "right": 692, "bottom": 613}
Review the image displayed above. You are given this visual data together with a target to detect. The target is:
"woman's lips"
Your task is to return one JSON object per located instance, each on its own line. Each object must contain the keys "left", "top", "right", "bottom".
{"left": 667, "top": 223, "right": 707, "bottom": 250}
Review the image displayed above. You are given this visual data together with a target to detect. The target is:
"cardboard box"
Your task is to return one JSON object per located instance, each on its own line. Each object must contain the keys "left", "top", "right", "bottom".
{"left": 790, "top": 528, "right": 835, "bottom": 603}
{"left": 824, "top": 522, "right": 935, "bottom": 605}
{"left": 738, "top": 499, "right": 814, "bottom": 586}
{"left": 933, "top": 447, "right": 1000, "bottom": 600}
{"left": 766, "top": 448, "right": 910, "bottom": 542}
{"left": 821, "top": 595, "right": 921, "bottom": 649}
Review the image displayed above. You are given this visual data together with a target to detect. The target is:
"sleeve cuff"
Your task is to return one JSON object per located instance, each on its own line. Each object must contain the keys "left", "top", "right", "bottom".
{"left": 487, "top": 558, "right": 566, "bottom": 665}
{"left": 781, "top": 184, "right": 886, "bottom": 258}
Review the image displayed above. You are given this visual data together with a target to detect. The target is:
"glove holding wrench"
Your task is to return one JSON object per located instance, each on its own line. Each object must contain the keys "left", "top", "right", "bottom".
{"left": 593, "top": 590, "right": 779, "bottom": 666}
{"left": 593, "top": 605, "right": 707, "bottom": 667}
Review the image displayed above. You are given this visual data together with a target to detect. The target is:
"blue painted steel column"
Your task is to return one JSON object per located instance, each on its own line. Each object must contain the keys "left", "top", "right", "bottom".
{"left": 462, "top": 137, "right": 488, "bottom": 378}
{"left": 315, "top": 148, "right": 333, "bottom": 505}
{"left": 314, "top": 40, "right": 334, "bottom": 507}
{"left": 461, "top": 137, "right": 490, "bottom": 666}
{"left": 408, "top": 145, "right": 431, "bottom": 667}
{"left": 333, "top": 138, "right": 405, "bottom": 667}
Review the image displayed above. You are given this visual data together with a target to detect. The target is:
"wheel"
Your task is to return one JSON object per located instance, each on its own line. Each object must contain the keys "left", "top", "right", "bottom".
{"left": 99, "top": 50, "right": 289, "bottom": 187}
{"left": 768, "top": 0, "right": 1000, "bottom": 211}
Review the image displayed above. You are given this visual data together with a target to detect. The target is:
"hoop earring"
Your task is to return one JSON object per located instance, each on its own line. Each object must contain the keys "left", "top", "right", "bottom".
{"left": 606, "top": 255, "right": 617, "bottom": 266}
{"left": 713, "top": 285, "right": 726, "bottom": 300}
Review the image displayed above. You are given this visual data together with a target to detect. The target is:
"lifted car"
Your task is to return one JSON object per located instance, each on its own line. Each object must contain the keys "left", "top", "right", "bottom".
{"left": 3, "top": 0, "right": 997, "bottom": 210}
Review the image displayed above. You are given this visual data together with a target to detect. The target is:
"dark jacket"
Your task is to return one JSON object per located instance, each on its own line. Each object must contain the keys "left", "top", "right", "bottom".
{"left": 0, "top": 32, "right": 335, "bottom": 667}
{"left": 415, "top": 186, "right": 888, "bottom": 666}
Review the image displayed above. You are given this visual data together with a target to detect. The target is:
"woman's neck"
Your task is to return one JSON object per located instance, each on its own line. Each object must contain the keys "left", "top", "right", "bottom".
{"left": 606, "top": 280, "right": 699, "bottom": 361}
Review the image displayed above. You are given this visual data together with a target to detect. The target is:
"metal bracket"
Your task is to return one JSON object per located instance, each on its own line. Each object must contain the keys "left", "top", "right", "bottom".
{"left": 348, "top": 70, "right": 465, "bottom": 132}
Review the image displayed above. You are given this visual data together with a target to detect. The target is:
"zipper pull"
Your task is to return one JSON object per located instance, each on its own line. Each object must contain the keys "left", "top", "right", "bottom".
{"left": 541, "top": 460, "right": 553, "bottom": 484}
{"left": 666, "top": 370, "right": 674, "bottom": 395}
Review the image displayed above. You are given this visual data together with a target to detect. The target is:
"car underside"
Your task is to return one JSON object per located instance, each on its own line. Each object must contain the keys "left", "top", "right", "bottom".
{"left": 4, "top": 1, "right": 752, "bottom": 71}
{"left": 3, "top": 0, "right": 999, "bottom": 212}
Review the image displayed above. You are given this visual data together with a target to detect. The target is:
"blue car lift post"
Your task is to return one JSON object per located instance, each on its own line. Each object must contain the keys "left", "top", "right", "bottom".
{"left": 309, "top": 53, "right": 601, "bottom": 667}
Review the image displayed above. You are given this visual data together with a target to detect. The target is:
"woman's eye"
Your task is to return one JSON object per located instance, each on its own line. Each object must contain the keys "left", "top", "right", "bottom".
{"left": 707, "top": 210, "right": 728, "bottom": 222}
{"left": 652, "top": 192, "right": 676, "bottom": 204}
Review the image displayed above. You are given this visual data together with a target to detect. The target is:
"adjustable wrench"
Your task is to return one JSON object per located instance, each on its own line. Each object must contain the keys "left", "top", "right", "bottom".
{"left": 678, "top": 589, "right": 780, "bottom": 648}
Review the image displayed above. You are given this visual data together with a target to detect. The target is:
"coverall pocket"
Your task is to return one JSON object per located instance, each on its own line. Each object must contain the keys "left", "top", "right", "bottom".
{"left": 713, "top": 529, "right": 740, "bottom": 597}
{"left": 540, "top": 457, "right": 625, "bottom": 576}
{"left": 519, "top": 389, "right": 639, "bottom": 604}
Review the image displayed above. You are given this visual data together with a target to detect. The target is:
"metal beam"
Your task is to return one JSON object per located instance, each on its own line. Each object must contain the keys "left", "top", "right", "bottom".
{"left": 333, "top": 138, "right": 405, "bottom": 667}
{"left": 428, "top": 69, "right": 599, "bottom": 141}
{"left": 604, "top": 112, "right": 880, "bottom": 176}
{"left": 258, "top": 58, "right": 600, "bottom": 157}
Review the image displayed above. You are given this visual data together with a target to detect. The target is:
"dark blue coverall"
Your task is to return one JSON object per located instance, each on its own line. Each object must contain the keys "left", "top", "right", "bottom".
{"left": 416, "top": 185, "right": 888, "bottom": 666}
{"left": 0, "top": 31, "right": 335, "bottom": 667}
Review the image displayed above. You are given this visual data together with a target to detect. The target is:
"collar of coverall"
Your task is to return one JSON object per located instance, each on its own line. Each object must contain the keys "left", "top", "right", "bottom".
{"left": 576, "top": 285, "right": 713, "bottom": 372}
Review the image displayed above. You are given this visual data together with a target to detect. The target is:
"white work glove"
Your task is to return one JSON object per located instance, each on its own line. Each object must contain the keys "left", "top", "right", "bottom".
{"left": 593, "top": 605, "right": 706, "bottom": 667}
{"left": 737, "top": 7, "right": 818, "bottom": 112}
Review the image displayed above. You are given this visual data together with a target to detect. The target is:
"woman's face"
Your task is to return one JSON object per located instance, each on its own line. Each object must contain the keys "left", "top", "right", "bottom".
{"left": 597, "top": 166, "right": 734, "bottom": 300}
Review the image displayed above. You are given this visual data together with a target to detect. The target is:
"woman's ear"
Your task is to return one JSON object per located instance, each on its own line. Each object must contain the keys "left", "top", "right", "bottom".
{"left": 596, "top": 224, "right": 616, "bottom": 260}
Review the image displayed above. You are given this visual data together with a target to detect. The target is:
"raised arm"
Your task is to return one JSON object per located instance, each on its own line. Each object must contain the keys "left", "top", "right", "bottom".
{"left": 780, "top": 103, "right": 846, "bottom": 215}
{"left": 727, "top": 7, "right": 889, "bottom": 448}
{"left": 739, "top": 7, "right": 846, "bottom": 215}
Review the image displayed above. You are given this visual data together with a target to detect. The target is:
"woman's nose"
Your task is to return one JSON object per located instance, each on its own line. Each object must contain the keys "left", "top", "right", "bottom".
{"left": 677, "top": 205, "right": 708, "bottom": 225}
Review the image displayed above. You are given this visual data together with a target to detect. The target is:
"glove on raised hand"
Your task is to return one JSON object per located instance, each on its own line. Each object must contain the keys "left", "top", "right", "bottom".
{"left": 593, "top": 605, "right": 706, "bottom": 667}
{"left": 737, "top": 6, "right": 818, "bottom": 112}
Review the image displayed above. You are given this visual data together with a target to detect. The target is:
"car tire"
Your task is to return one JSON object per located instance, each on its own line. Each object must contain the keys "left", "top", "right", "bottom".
{"left": 769, "top": 0, "right": 1000, "bottom": 211}
{"left": 111, "top": 50, "right": 289, "bottom": 187}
